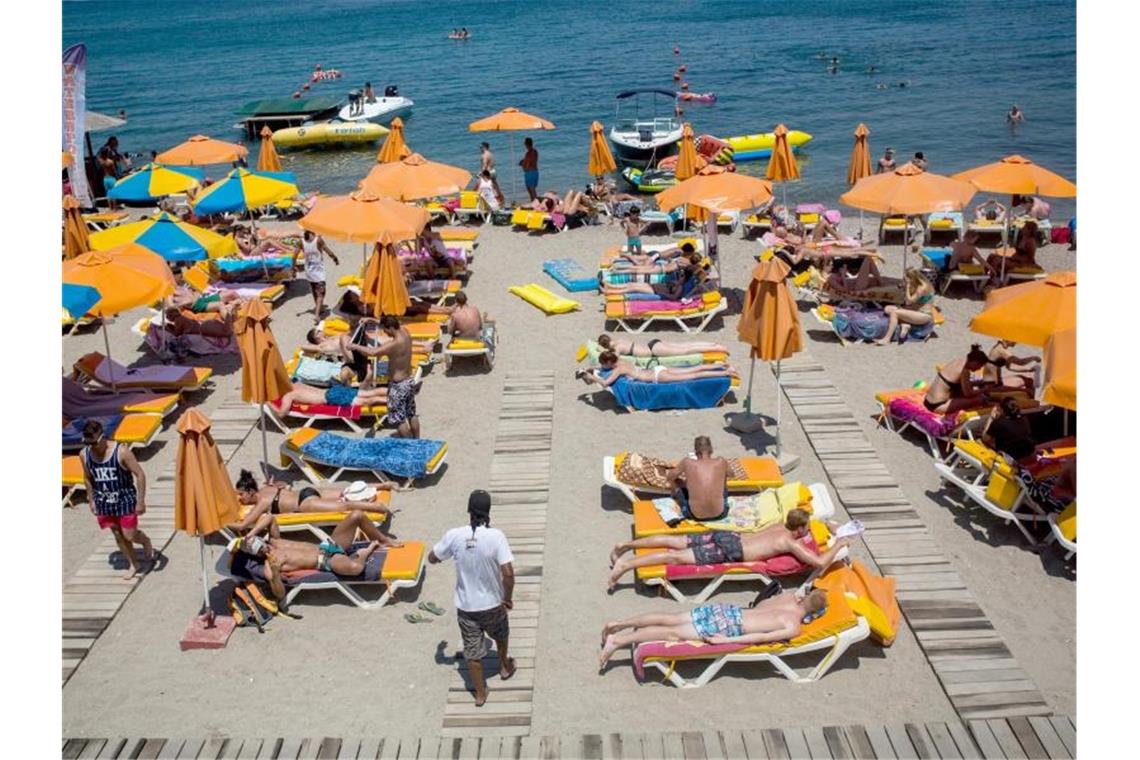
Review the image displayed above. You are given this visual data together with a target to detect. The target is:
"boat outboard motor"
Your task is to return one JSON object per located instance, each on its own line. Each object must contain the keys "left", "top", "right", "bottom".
{"left": 384, "top": 85, "right": 399, "bottom": 97}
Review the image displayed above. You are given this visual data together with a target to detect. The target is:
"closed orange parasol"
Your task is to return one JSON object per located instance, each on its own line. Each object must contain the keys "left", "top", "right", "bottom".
{"left": 62, "top": 195, "right": 90, "bottom": 259}
{"left": 157, "top": 134, "right": 249, "bottom": 166}
{"left": 969, "top": 271, "right": 1075, "bottom": 348}
{"left": 360, "top": 153, "right": 472, "bottom": 201}
{"left": 952, "top": 154, "right": 1076, "bottom": 198}
{"left": 847, "top": 123, "right": 872, "bottom": 186}
{"left": 468, "top": 107, "right": 555, "bottom": 132}
{"left": 588, "top": 121, "right": 617, "bottom": 178}
{"left": 362, "top": 242, "right": 411, "bottom": 317}
{"left": 63, "top": 151, "right": 73, "bottom": 169}
{"left": 1042, "top": 327, "right": 1075, "bottom": 411}
{"left": 674, "top": 123, "right": 701, "bottom": 181}
{"left": 174, "top": 407, "right": 241, "bottom": 626}
{"left": 257, "top": 126, "right": 282, "bottom": 172}
{"left": 377, "top": 117, "right": 412, "bottom": 164}
{"left": 732, "top": 257, "right": 803, "bottom": 464}
{"left": 766, "top": 124, "right": 801, "bottom": 210}
{"left": 234, "top": 298, "right": 293, "bottom": 470}
{"left": 656, "top": 172, "right": 772, "bottom": 214}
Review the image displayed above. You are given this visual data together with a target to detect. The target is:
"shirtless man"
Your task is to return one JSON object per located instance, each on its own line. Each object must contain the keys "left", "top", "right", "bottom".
{"left": 163, "top": 307, "right": 234, "bottom": 338}
{"left": 670, "top": 436, "right": 730, "bottom": 521}
{"left": 347, "top": 315, "right": 419, "bottom": 438}
{"left": 876, "top": 147, "right": 896, "bottom": 174}
{"left": 274, "top": 381, "right": 389, "bottom": 415}
{"left": 947, "top": 231, "right": 991, "bottom": 273}
{"left": 235, "top": 510, "right": 403, "bottom": 600}
{"left": 447, "top": 290, "right": 484, "bottom": 339}
{"left": 606, "top": 509, "right": 849, "bottom": 590}
{"left": 599, "top": 589, "right": 828, "bottom": 669}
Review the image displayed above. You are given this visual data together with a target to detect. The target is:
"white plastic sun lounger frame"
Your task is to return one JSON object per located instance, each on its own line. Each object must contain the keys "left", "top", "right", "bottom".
{"left": 933, "top": 460, "right": 1045, "bottom": 544}
{"left": 635, "top": 615, "right": 870, "bottom": 687}
{"left": 214, "top": 548, "right": 423, "bottom": 610}
{"left": 279, "top": 439, "right": 447, "bottom": 489}
{"left": 442, "top": 323, "right": 497, "bottom": 370}
{"left": 741, "top": 217, "right": 772, "bottom": 238}
{"left": 608, "top": 297, "right": 728, "bottom": 334}
{"left": 1045, "top": 512, "right": 1076, "bottom": 560}
{"left": 260, "top": 400, "right": 387, "bottom": 435}
{"left": 875, "top": 398, "right": 983, "bottom": 460}
{"left": 809, "top": 307, "right": 851, "bottom": 347}
{"left": 878, "top": 217, "right": 924, "bottom": 244}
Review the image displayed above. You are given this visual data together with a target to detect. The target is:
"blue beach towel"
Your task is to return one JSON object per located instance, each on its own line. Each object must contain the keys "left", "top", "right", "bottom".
{"left": 832, "top": 304, "right": 934, "bottom": 344}
{"left": 214, "top": 256, "right": 293, "bottom": 274}
{"left": 600, "top": 370, "right": 731, "bottom": 411}
{"left": 300, "top": 432, "right": 445, "bottom": 479}
{"left": 922, "top": 247, "right": 952, "bottom": 271}
{"left": 543, "top": 258, "right": 597, "bottom": 293}
{"left": 63, "top": 415, "right": 123, "bottom": 448}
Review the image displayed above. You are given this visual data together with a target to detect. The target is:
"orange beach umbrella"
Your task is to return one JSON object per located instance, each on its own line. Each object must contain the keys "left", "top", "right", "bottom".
{"left": 257, "top": 126, "right": 282, "bottom": 173}
{"left": 360, "top": 153, "right": 472, "bottom": 202}
{"left": 469, "top": 107, "right": 555, "bottom": 201}
{"left": 62, "top": 195, "right": 90, "bottom": 259}
{"left": 588, "top": 121, "right": 617, "bottom": 178}
{"left": 657, "top": 172, "right": 772, "bottom": 214}
{"left": 1042, "top": 327, "right": 1076, "bottom": 411}
{"left": 674, "top": 124, "right": 701, "bottom": 182}
{"left": 157, "top": 134, "right": 248, "bottom": 166}
{"left": 969, "top": 271, "right": 1075, "bottom": 348}
{"left": 766, "top": 124, "right": 801, "bottom": 210}
{"left": 299, "top": 189, "right": 430, "bottom": 274}
{"left": 847, "top": 123, "right": 872, "bottom": 186}
{"left": 174, "top": 407, "right": 242, "bottom": 622}
{"left": 362, "top": 242, "right": 411, "bottom": 317}
{"left": 377, "top": 117, "right": 412, "bottom": 164}
{"left": 840, "top": 163, "right": 976, "bottom": 216}
{"left": 952, "top": 154, "right": 1076, "bottom": 198}
{"left": 63, "top": 151, "right": 73, "bottom": 169}
{"left": 234, "top": 298, "right": 293, "bottom": 471}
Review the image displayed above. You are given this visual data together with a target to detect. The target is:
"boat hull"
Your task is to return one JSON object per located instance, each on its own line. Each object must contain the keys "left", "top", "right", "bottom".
{"left": 337, "top": 97, "right": 415, "bottom": 124}
{"left": 728, "top": 130, "right": 813, "bottom": 161}
{"left": 609, "top": 127, "right": 682, "bottom": 168}
{"left": 272, "top": 121, "right": 389, "bottom": 149}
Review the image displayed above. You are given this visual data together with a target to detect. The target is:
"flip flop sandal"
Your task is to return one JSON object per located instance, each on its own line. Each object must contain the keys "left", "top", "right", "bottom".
{"left": 404, "top": 612, "right": 432, "bottom": 624}
{"left": 419, "top": 601, "right": 445, "bottom": 616}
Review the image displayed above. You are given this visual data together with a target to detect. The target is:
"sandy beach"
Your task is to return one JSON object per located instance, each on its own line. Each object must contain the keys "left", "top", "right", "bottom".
{"left": 61, "top": 214, "right": 1074, "bottom": 739}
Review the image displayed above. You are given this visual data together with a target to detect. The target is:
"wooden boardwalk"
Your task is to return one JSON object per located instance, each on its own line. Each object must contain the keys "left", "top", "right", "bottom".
{"left": 59, "top": 714, "right": 1076, "bottom": 759}
{"left": 774, "top": 354, "right": 1051, "bottom": 720}
{"left": 62, "top": 401, "right": 260, "bottom": 686}
{"left": 440, "top": 372, "right": 555, "bottom": 737}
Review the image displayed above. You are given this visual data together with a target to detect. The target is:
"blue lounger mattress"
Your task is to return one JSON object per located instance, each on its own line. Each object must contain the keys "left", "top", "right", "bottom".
{"left": 600, "top": 371, "right": 731, "bottom": 411}
{"left": 299, "top": 432, "right": 445, "bottom": 479}
{"left": 543, "top": 258, "right": 598, "bottom": 293}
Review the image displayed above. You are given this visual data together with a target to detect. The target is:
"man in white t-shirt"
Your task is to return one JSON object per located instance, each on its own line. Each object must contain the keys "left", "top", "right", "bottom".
{"left": 294, "top": 230, "right": 340, "bottom": 323}
{"left": 429, "top": 490, "right": 516, "bottom": 707}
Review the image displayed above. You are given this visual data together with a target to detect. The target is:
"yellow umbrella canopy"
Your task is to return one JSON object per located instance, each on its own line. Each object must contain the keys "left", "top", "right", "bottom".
{"left": 952, "top": 154, "right": 1076, "bottom": 198}
{"left": 233, "top": 298, "right": 293, "bottom": 404}
{"left": 657, "top": 172, "right": 772, "bottom": 214}
{"left": 1042, "top": 327, "right": 1075, "bottom": 411}
{"left": 157, "top": 134, "right": 249, "bottom": 166}
{"left": 62, "top": 195, "right": 91, "bottom": 259}
{"left": 766, "top": 124, "right": 801, "bottom": 183}
{"left": 739, "top": 257, "right": 803, "bottom": 361}
{"left": 359, "top": 153, "right": 472, "bottom": 201}
{"left": 174, "top": 408, "right": 241, "bottom": 537}
{"left": 299, "top": 190, "right": 431, "bottom": 244}
{"left": 257, "top": 126, "right": 282, "bottom": 172}
{"left": 847, "top": 123, "right": 872, "bottom": 186}
{"left": 377, "top": 117, "right": 412, "bottom": 163}
{"left": 362, "top": 242, "right": 411, "bottom": 317}
{"left": 588, "top": 121, "right": 617, "bottom": 177}
{"left": 969, "top": 271, "right": 1076, "bottom": 347}
{"left": 674, "top": 124, "right": 701, "bottom": 182}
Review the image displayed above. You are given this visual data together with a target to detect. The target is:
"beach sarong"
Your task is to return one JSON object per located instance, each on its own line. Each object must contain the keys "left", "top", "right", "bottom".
{"left": 617, "top": 453, "right": 748, "bottom": 490}
{"left": 603, "top": 373, "right": 730, "bottom": 411}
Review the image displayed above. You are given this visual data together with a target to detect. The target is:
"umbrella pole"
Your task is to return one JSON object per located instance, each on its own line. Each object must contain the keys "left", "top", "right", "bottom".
{"left": 743, "top": 356, "right": 757, "bottom": 414}
{"left": 200, "top": 535, "right": 214, "bottom": 626}
{"left": 260, "top": 410, "right": 270, "bottom": 479}
{"left": 775, "top": 359, "right": 782, "bottom": 458}
{"left": 511, "top": 140, "right": 518, "bottom": 207}
{"left": 102, "top": 321, "right": 117, "bottom": 392}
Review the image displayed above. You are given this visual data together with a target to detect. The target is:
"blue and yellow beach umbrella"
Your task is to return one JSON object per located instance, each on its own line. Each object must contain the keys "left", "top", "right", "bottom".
{"left": 88, "top": 212, "right": 237, "bottom": 262}
{"left": 192, "top": 168, "right": 299, "bottom": 215}
{"left": 62, "top": 283, "right": 102, "bottom": 319}
{"left": 107, "top": 163, "right": 205, "bottom": 202}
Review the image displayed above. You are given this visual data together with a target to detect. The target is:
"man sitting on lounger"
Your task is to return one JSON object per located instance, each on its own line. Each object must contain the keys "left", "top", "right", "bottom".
{"left": 275, "top": 380, "right": 389, "bottom": 414}
{"left": 605, "top": 509, "right": 850, "bottom": 590}
{"left": 234, "top": 510, "right": 403, "bottom": 600}
{"left": 598, "top": 589, "right": 829, "bottom": 668}
{"left": 346, "top": 315, "right": 420, "bottom": 439}
{"left": 162, "top": 307, "right": 235, "bottom": 338}
{"left": 446, "top": 290, "right": 486, "bottom": 340}
{"left": 228, "top": 469, "right": 397, "bottom": 532}
{"left": 947, "top": 231, "right": 992, "bottom": 274}
{"left": 576, "top": 352, "right": 738, "bottom": 388}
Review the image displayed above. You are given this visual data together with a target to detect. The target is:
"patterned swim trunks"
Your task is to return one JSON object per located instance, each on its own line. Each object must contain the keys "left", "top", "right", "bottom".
{"left": 686, "top": 531, "right": 744, "bottom": 565}
{"left": 387, "top": 377, "right": 417, "bottom": 425}
{"left": 690, "top": 603, "right": 744, "bottom": 639}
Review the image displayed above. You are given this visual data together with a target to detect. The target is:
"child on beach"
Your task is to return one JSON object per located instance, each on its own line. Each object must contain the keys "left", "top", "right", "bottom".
{"left": 622, "top": 207, "right": 645, "bottom": 255}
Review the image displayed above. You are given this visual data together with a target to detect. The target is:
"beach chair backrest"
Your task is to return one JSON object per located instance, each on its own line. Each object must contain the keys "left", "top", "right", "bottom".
{"left": 183, "top": 265, "right": 209, "bottom": 293}
{"left": 460, "top": 191, "right": 479, "bottom": 209}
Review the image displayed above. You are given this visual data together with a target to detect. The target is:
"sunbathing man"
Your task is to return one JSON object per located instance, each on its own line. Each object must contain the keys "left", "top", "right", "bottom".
{"left": 922, "top": 344, "right": 992, "bottom": 414}
{"left": 947, "top": 231, "right": 991, "bottom": 273}
{"left": 667, "top": 436, "right": 731, "bottom": 521}
{"left": 447, "top": 290, "right": 486, "bottom": 339}
{"left": 275, "top": 380, "right": 389, "bottom": 414}
{"left": 577, "top": 351, "right": 738, "bottom": 388}
{"left": 599, "top": 589, "right": 829, "bottom": 668}
{"left": 166, "top": 283, "right": 242, "bottom": 316}
{"left": 606, "top": 509, "right": 850, "bottom": 590}
{"left": 421, "top": 228, "right": 460, "bottom": 279}
{"left": 596, "top": 333, "right": 729, "bottom": 357}
{"left": 607, "top": 250, "right": 703, "bottom": 277}
{"left": 235, "top": 510, "right": 404, "bottom": 600}
{"left": 228, "top": 469, "right": 397, "bottom": 533}
{"left": 974, "top": 199, "right": 1007, "bottom": 222}
{"left": 163, "top": 307, "right": 235, "bottom": 339}
{"left": 338, "top": 289, "right": 452, "bottom": 323}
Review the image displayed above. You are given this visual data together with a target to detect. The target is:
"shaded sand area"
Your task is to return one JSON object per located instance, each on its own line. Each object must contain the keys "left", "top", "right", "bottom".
{"left": 62, "top": 218, "right": 1073, "bottom": 738}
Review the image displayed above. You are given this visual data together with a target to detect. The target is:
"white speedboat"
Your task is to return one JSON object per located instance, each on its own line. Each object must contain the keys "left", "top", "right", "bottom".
{"left": 608, "top": 89, "right": 683, "bottom": 167}
{"left": 338, "top": 87, "right": 414, "bottom": 124}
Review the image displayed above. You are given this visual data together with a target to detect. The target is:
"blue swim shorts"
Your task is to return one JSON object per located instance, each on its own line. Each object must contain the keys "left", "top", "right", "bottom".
{"left": 523, "top": 170, "right": 539, "bottom": 189}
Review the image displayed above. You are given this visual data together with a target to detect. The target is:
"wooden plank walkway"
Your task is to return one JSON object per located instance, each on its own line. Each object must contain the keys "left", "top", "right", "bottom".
{"left": 62, "top": 401, "right": 260, "bottom": 686}
{"left": 440, "top": 372, "right": 555, "bottom": 738}
{"left": 773, "top": 353, "right": 1052, "bottom": 721}
{"left": 58, "top": 714, "right": 1076, "bottom": 758}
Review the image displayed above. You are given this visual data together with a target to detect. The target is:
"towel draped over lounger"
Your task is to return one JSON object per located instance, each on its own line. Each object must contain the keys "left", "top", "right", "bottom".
{"left": 299, "top": 432, "right": 446, "bottom": 479}
{"left": 601, "top": 371, "right": 731, "bottom": 411}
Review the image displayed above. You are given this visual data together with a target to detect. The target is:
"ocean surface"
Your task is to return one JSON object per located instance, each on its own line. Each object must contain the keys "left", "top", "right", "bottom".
{"left": 64, "top": 0, "right": 1076, "bottom": 217}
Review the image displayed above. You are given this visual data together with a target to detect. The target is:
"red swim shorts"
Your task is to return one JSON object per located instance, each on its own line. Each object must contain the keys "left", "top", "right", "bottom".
{"left": 96, "top": 513, "right": 139, "bottom": 531}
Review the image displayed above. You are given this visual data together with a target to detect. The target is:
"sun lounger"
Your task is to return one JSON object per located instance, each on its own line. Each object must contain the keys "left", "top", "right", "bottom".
{"left": 422, "top": 200, "right": 456, "bottom": 225}
{"left": 224, "top": 490, "right": 394, "bottom": 543}
{"left": 72, "top": 352, "right": 213, "bottom": 392}
{"left": 1045, "top": 502, "right": 1076, "bottom": 560}
{"left": 966, "top": 216, "right": 1007, "bottom": 240}
{"left": 810, "top": 303, "right": 939, "bottom": 346}
{"left": 926, "top": 212, "right": 963, "bottom": 242}
{"left": 932, "top": 260, "right": 990, "bottom": 295}
{"left": 874, "top": 388, "right": 988, "bottom": 458}
{"left": 263, "top": 397, "right": 388, "bottom": 434}
{"left": 397, "top": 245, "right": 471, "bottom": 280}
{"left": 184, "top": 263, "right": 285, "bottom": 304}
{"left": 450, "top": 191, "right": 492, "bottom": 224}
{"left": 62, "top": 310, "right": 100, "bottom": 335}
{"left": 211, "top": 256, "right": 295, "bottom": 283}
{"left": 741, "top": 214, "right": 772, "bottom": 238}
{"left": 217, "top": 539, "right": 425, "bottom": 609}
{"left": 605, "top": 292, "right": 727, "bottom": 334}
{"left": 62, "top": 377, "right": 180, "bottom": 420}
{"left": 286, "top": 349, "right": 427, "bottom": 388}
{"left": 586, "top": 369, "right": 737, "bottom": 413}
{"left": 62, "top": 414, "right": 163, "bottom": 452}
{"left": 318, "top": 317, "right": 442, "bottom": 352}
{"left": 631, "top": 482, "right": 833, "bottom": 537}
{"left": 62, "top": 455, "right": 85, "bottom": 507}
{"left": 599, "top": 240, "right": 703, "bottom": 269}
{"left": 631, "top": 587, "right": 870, "bottom": 687}
{"left": 639, "top": 208, "right": 682, "bottom": 234}
{"left": 933, "top": 456, "right": 1047, "bottom": 544}
{"left": 443, "top": 323, "right": 496, "bottom": 370}
{"left": 279, "top": 428, "right": 447, "bottom": 487}
{"left": 819, "top": 275, "right": 907, "bottom": 306}
{"left": 577, "top": 340, "right": 726, "bottom": 369}
{"left": 543, "top": 258, "right": 598, "bottom": 293}
{"left": 878, "top": 215, "right": 924, "bottom": 244}
{"left": 510, "top": 208, "right": 565, "bottom": 234}
{"left": 82, "top": 210, "right": 129, "bottom": 231}
{"left": 133, "top": 311, "right": 239, "bottom": 357}
{"left": 603, "top": 452, "right": 781, "bottom": 504}
{"left": 1010, "top": 216, "right": 1052, "bottom": 245}
{"left": 1005, "top": 265, "right": 1047, "bottom": 284}
{"left": 716, "top": 211, "right": 741, "bottom": 232}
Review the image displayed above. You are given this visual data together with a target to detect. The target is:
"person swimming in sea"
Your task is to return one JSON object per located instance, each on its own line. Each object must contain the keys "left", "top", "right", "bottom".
{"left": 1007, "top": 104, "right": 1025, "bottom": 124}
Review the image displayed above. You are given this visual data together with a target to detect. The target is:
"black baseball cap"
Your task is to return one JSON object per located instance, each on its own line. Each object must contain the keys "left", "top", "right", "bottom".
{"left": 468, "top": 489, "right": 492, "bottom": 517}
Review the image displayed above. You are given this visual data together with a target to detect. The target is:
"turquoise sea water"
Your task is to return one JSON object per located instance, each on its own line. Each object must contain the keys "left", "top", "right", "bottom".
{"left": 64, "top": 0, "right": 1076, "bottom": 216}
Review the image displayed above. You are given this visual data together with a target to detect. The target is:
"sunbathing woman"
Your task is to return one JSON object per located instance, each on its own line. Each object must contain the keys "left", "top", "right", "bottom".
{"left": 166, "top": 283, "right": 241, "bottom": 316}
{"left": 983, "top": 339, "right": 1040, "bottom": 395}
{"left": 608, "top": 250, "right": 703, "bottom": 276}
{"left": 974, "top": 199, "right": 1007, "bottom": 222}
{"left": 163, "top": 307, "right": 235, "bottom": 338}
{"left": 602, "top": 261, "right": 706, "bottom": 299}
{"left": 598, "top": 589, "right": 828, "bottom": 669}
{"left": 229, "top": 469, "right": 396, "bottom": 531}
{"left": 874, "top": 270, "right": 936, "bottom": 345}
{"left": 577, "top": 351, "right": 738, "bottom": 386}
{"left": 275, "top": 381, "right": 389, "bottom": 414}
{"left": 596, "top": 334, "right": 729, "bottom": 357}
{"left": 986, "top": 222, "right": 1039, "bottom": 277}
{"left": 810, "top": 213, "right": 842, "bottom": 242}
{"left": 921, "top": 344, "right": 992, "bottom": 414}
{"left": 614, "top": 241, "right": 696, "bottom": 268}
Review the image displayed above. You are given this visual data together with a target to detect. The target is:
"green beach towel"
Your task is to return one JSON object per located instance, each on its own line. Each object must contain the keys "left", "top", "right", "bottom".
{"left": 583, "top": 340, "right": 705, "bottom": 368}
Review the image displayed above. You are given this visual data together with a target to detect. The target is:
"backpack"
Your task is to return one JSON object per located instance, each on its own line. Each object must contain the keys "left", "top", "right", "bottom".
{"left": 228, "top": 581, "right": 300, "bottom": 632}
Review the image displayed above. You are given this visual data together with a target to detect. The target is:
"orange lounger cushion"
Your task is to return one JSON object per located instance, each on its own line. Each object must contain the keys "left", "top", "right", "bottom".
{"left": 632, "top": 486, "right": 813, "bottom": 537}
{"left": 62, "top": 455, "right": 84, "bottom": 486}
{"left": 110, "top": 414, "right": 163, "bottom": 444}
{"left": 382, "top": 541, "right": 425, "bottom": 581}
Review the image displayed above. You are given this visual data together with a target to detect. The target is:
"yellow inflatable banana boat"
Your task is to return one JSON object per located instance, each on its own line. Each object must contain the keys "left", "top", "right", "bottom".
{"left": 272, "top": 121, "right": 389, "bottom": 149}
{"left": 728, "top": 130, "right": 813, "bottom": 161}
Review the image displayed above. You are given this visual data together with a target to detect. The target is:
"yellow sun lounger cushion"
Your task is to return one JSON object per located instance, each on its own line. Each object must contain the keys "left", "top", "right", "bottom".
{"left": 509, "top": 284, "right": 580, "bottom": 314}
{"left": 381, "top": 541, "right": 427, "bottom": 581}
{"left": 959, "top": 263, "right": 987, "bottom": 275}
{"left": 109, "top": 414, "right": 163, "bottom": 444}
{"left": 63, "top": 455, "right": 84, "bottom": 486}
{"left": 632, "top": 484, "right": 813, "bottom": 537}
{"left": 448, "top": 338, "right": 487, "bottom": 351}
{"left": 441, "top": 227, "right": 479, "bottom": 242}
{"left": 240, "top": 490, "right": 392, "bottom": 527}
{"left": 930, "top": 218, "right": 955, "bottom": 230}
{"left": 612, "top": 452, "right": 783, "bottom": 492}
{"left": 971, "top": 218, "right": 1004, "bottom": 228}
{"left": 321, "top": 317, "right": 441, "bottom": 343}
{"left": 1056, "top": 502, "right": 1076, "bottom": 542}
{"left": 745, "top": 215, "right": 771, "bottom": 225}
{"left": 883, "top": 216, "right": 908, "bottom": 227}
{"left": 118, "top": 393, "right": 180, "bottom": 416}
{"left": 799, "top": 212, "right": 820, "bottom": 225}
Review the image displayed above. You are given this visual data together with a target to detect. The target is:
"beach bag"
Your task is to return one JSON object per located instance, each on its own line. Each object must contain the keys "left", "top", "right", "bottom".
{"left": 491, "top": 209, "right": 512, "bottom": 226}
{"left": 229, "top": 581, "right": 298, "bottom": 632}
{"left": 1051, "top": 227, "right": 1070, "bottom": 244}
